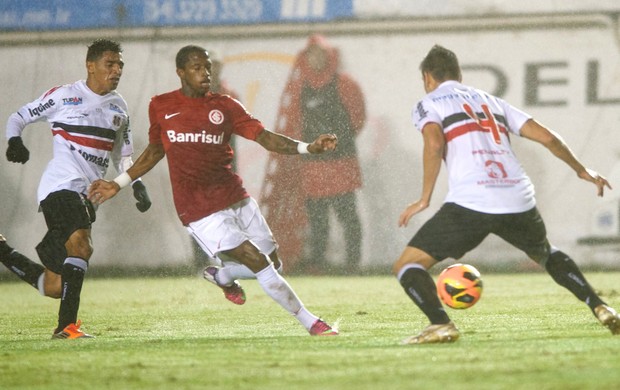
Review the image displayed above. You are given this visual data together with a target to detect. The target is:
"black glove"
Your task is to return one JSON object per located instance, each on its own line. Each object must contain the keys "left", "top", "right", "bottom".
{"left": 132, "top": 181, "right": 152, "bottom": 212}
{"left": 6, "top": 136, "right": 29, "bottom": 164}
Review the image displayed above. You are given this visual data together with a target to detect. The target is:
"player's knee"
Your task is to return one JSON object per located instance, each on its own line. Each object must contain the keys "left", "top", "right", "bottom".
{"left": 223, "top": 242, "right": 269, "bottom": 273}
{"left": 66, "top": 231, "right": 93, "bottom": 259}
{"left": 528, "top": 243, "right": 552, "bottom": 266}
{"left": 393, "top": 247, "right": 435, "bottom": 275}
{"left": 68, "top": 241, "right": 93, "bottom": 259}
{"left": 245, "top": 253, "right": 270, "bottom": 273}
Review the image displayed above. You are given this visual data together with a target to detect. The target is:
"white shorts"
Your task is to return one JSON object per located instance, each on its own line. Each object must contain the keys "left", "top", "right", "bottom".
{"left": 187, "top": 197, "right": 277, "bottom": 264}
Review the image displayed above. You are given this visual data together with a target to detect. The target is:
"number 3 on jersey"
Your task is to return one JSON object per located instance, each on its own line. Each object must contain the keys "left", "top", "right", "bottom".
{"left": 463, "top": 103, "right": 502, "bottom": 145}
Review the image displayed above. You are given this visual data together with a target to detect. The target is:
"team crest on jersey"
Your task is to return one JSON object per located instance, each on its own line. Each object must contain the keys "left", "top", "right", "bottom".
{"left": 209, "top": 109, "right": 224, "bottom": 125}
{"left": 113, "top": 115, "right": 122, "bottom": 127}
{"left": 63, "top": 97, "right": 83, "bottom": 105}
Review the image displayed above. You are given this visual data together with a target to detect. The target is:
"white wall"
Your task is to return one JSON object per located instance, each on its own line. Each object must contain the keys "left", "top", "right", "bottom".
{"left": 354, "top": 0, "right": 620, "bottom": 17}
{"left": 2, "top": 13, "right": 620, "bottom": 269}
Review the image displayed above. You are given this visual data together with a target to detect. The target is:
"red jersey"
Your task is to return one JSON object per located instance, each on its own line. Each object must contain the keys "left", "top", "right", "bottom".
{"left": 148, "top": 90, "right": 264, "bottom": 225}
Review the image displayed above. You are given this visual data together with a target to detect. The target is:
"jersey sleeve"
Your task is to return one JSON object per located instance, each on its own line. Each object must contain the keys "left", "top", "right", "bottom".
{"left": 148, "top": 98, "right": 163, "bottom": 145}
{"left": 495, "top": 97, "right": 532, "bottom": 136}
{"left": 6, "top": 86, "right": 62, "bottom": 138}
{"left": 227, "top": 97, "right": 265, "bottom": 140}
{"left": 109, "top": 96, "right": 133, "bottom": 172}
{"left": 412, "top": 97, "right": 442, "bottom": 133}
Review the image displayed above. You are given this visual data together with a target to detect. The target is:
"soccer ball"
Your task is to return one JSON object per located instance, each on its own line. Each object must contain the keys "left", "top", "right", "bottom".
{"left": 436, "top": 263, "right": 483, "bottom": 309}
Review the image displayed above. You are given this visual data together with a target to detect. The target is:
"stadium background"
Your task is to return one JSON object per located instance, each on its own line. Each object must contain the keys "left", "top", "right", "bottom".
{"left": 1, "top": 0, "right": 620, "bottom": 273}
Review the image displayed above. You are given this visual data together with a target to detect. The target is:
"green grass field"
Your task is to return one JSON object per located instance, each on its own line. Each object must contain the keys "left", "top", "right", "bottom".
{"left": 1, "top": 272, "right": 619, "bottom": 390}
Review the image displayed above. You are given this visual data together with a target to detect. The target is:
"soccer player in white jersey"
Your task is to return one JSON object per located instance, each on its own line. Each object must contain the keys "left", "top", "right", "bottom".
{"left": 0, "top": 39, "right": 151, "bottom": 339}
{"left": 394, "top": 45, "right": 620, "bottom": 344}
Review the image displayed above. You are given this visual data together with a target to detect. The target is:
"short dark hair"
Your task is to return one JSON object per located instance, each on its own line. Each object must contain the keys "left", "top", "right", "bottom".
{"left": 86, "top": 39, "right": 122, "bottom": 62}
{"left": 176, "top": 45, "right": 208, "bottom": 69}
{"left": 420, "top": 45, "right": 461, "bottom": 82}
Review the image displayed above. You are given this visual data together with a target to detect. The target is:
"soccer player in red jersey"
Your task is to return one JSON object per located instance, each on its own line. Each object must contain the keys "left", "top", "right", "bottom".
{"left": 88, "top": 45, "right": 339, "bottom": 336}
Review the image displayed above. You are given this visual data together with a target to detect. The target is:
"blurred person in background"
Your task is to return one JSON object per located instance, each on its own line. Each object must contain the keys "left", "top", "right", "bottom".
{"left": 262, "top": 34, "right": 366, "bottom": 275}
{"left": 395, "top": 44, "right": 620, "bottom": 344}
{"left": 0, "top": 39, "right": 151, "bottom": 339}
{"left": 88, "top": 45, "right": 339, "bottom": 336}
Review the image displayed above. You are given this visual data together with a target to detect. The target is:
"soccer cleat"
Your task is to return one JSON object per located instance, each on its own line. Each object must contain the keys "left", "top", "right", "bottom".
{"left": 402, "top": 321, "right": 460, "bottom": 344}
{"left": 594, "top": 304, "right": 620, "bottom": 335}
{"left": 309, "top": 319, "right": 338, "bottom": 336}
{"left": 203, "top": 266, "right": 246, "bottom": 305}
{"left": 51, "top": 320, "right": 94, "bottom": 339}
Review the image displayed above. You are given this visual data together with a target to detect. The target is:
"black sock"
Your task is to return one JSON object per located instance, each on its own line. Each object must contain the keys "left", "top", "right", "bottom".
{"left": 545, "top": 250, "right": 605, "bottom": 311}
{"left": 57, "top": 257, "right": 88, "bottom": 331}
{"left": 0, "top": 244, "right": 45, "bottom": 289}
{"left": 399, "top": 267, "right": 451, "bottom": 324}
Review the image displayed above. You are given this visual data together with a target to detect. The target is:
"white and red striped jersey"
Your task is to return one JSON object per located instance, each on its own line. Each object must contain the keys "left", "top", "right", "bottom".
{"left": 413, "top": 80, "right": 535, "bottom": 214}
{"left": 6, "top": 80, "right": 133, "bottom": 203}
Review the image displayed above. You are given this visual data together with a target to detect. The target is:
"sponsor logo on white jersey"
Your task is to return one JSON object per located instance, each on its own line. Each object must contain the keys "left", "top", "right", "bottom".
{"left": 109, "top": 103, "right": 124, "bottom": 113}
{"left": 71, "top": 145, "right": 110, "bottom": 168}
{"left": 485, "top": 160, "right": 507, "bottom": 179}
{"left": 28, "top": 98, "right": 55, "bottom": 117}
{"left": 166, "top": 130, "right": 224, "bottom": 144}
{"left": 63, "top": 97, "right": 83, "bottom": 106}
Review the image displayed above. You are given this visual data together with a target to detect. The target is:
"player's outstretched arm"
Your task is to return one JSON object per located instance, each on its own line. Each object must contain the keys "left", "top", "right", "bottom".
{"left": 520, "top": 119, "right": 612, "bottom": 197}
{"left": 89, "top": 143, "right": 165, "bottom": 205}
{"left": 255, "top": 129, "right": 338, "bottom": 155}
{"left": 399, "top": 122, "right": 445, "bottom": 227}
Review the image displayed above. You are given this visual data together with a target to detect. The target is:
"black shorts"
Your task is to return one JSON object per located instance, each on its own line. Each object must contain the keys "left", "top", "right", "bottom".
{"left": 409, "top": 202, "right": 550, "bottom": 263}
{"left": 36, "top": 190, "right": 96, "bottom": 273}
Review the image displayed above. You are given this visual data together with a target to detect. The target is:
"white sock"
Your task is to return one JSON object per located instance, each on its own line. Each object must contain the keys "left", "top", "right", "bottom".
{"left": 218, "top": 263, "right": 255, "bottom": 285}
{"left": 294, "top": 306, "right": 319, "bottom": 330}
{"left": 255, "top": 264, "right": 318, "bottom": 330}
{"left": 217, "top": 257, "right": 284, "bottom": 285}
{"left": 37, "top": 273, "right": 46, "bottom": 296}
